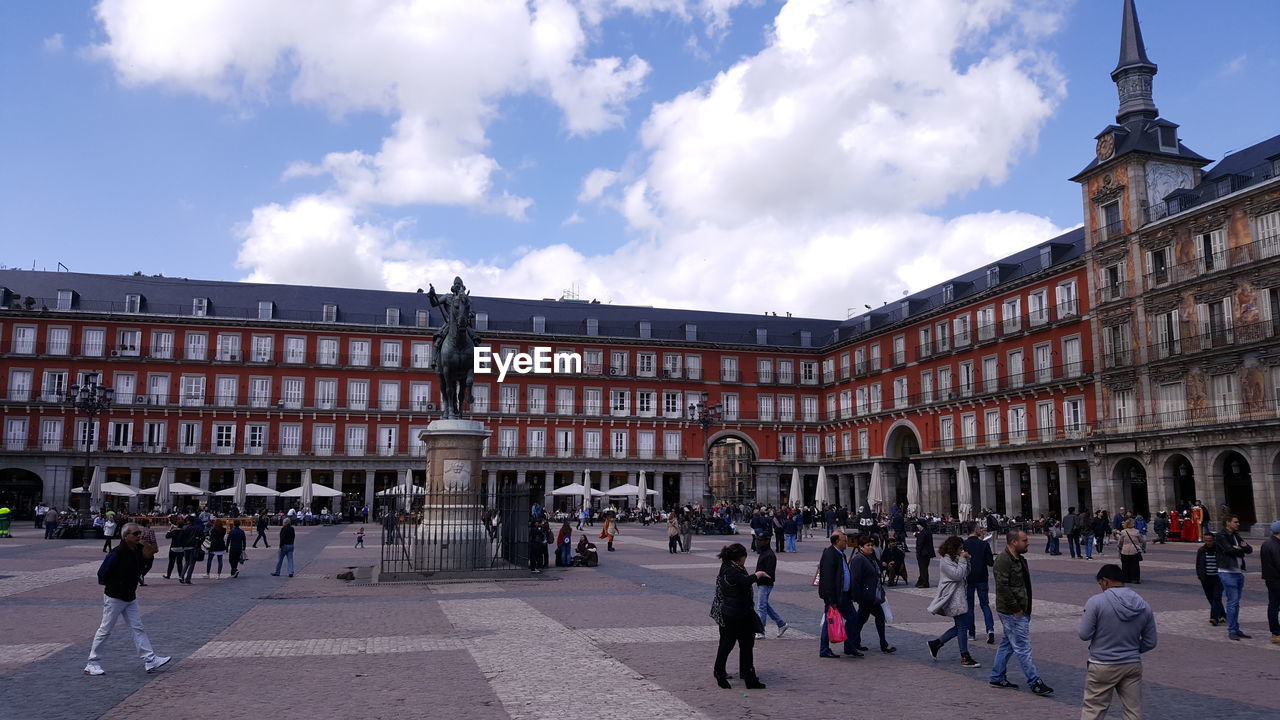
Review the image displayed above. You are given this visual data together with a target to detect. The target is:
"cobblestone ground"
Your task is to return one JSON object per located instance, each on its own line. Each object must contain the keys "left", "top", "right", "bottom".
{"left": 2, "top": 522, "right": 1277, "bottom": 720}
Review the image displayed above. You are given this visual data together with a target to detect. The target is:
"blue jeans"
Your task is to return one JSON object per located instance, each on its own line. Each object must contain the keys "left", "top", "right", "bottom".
{"left": 1220, "top": 571, "right": 1245, "bottom": 635}
{"left": 757, "top": 585, "right": 786, "bottom": 630}
{"left": 936, "top": 614, "right": 969, "bottom": 654}
{"left": 785, "top": 534, "right": 797, "bottom": 552}
{"left": 1084, "top": 536, "right": 1094, "bottom": 558}
{"left": 990, "top": 613, "right": 1041, "bottom": 687}
{"left": 820, "top": 596, "right": 854, "bottom": 655}
{"left": 1067, "top": 534, "right": 1081, "bottom": 558}
{"left": 275, "top": 544, "right": 295, "bottom": 575}
{"left": 967, "top": 581, "right": 994, "bottom": 634}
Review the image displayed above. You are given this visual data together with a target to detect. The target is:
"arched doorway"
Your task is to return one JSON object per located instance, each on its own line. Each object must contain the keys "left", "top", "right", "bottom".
{"left": 885, "top": 424, "right": 922, "bottom": 509}
{"left": 1218, "top": 451, "right": 1256, "bottom": 529}
{"left": 0, "top": 468, "right": 43, "bottom": 519}
{"left": 1112, "top": 458, "right": 1149, "bottom": 518}
{"left": 1163, "top": 453, "right": 1196, "bottom": 510}
{"left": 708, "top": 435, "right": 756, "bottom": 505}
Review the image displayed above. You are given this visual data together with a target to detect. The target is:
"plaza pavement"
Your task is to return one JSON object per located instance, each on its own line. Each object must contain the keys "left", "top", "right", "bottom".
{"left": 1, "top": 520, "right": 1277, "bottom": 720}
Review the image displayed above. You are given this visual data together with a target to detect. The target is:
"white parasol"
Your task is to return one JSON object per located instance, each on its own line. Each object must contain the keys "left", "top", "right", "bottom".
{"left": 957, "top": 460, "right": 973, "bottom": 522}
{"left": 907, "top": 464, "right": 921, "bottom": 516}
{"left": 788, "top": 468, "right": 802, "bottom": 508}
{"left": 815, "top": 466, "right": 831, "bottom": 507}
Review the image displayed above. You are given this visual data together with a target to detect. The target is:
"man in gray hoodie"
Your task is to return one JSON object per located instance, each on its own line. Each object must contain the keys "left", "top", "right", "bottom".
{"left": 1078, "top": 564, "right": 1157, "bottom": 720}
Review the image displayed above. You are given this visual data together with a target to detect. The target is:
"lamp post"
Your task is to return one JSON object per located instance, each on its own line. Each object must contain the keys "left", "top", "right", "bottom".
{"left": 687, "top": 392, "right": 724, "bottom": 505}
{"left": 67, "top": 372, "right": 113, "bottom": 524}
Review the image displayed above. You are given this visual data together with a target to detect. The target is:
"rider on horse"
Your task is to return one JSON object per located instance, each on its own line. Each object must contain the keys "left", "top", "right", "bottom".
{"left": 427, "top": 277, "right": 479, "bottom": 371}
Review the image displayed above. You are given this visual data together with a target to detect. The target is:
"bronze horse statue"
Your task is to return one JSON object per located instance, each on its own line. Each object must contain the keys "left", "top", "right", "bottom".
{"left": 428, "top": 278, "right": 477, "bottom": 419}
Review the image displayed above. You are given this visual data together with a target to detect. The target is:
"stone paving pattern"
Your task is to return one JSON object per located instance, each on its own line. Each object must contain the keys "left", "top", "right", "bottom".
{"left": 1, "top": 521, "right": 1278, "bottom": 720}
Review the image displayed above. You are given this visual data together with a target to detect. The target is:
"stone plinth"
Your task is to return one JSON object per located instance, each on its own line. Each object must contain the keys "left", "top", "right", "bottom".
{"left": 416, "top": 419, "right": 492, "bottom": 573}
{"left": 421, "top": 419, "right": 489, "bottom": 494}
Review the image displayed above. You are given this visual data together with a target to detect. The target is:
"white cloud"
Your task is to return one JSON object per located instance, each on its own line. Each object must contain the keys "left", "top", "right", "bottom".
{"left": 42, "top": 34, "right": 64, "bottom": 53}
{"left": 562, "top": 211, "right": 585, "bottom": 226}
{"left": 578, "top": 168, "right": 621, "bottom": 203}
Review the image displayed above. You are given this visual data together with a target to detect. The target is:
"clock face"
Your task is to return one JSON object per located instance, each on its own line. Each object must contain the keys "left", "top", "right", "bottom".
{"left": 1096, "top": 133, "right": 1115, "bottom": 162}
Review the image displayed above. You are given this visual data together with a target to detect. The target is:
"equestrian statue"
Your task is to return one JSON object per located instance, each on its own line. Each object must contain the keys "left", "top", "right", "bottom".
{"left": 427, "top": 276, "right": 480, "bottom": 419}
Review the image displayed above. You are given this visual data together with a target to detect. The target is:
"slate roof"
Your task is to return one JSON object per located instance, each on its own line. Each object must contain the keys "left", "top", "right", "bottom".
{"left": 1070, "top": 119, "right": 1210, "bottom": 181}
{"left": 1159, "top": 133, "right": 1280, "bottom": 216}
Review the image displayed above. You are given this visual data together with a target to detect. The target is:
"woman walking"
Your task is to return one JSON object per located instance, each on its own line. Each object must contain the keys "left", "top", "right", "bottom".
{"left": 668, "top": 514, "right": 683, "bottom": 553}
{"left": 1114, "top": 518, "right": 1146, "bottom": 584}
{"left": 137, "top": 519, "right": 157, "bottom": 586}
{"left": 850, "top": 535, "right": 896, "bottom": 654}
{"left": 162, "top": 515, "right": 186, "bottom": 580}
{"left": 205, "top": 519, "right": 227, "bottom": 578}
{"left": 598, "top": 511, "right": 618, "bottom": 552}
{"left": 927, "top": 536, "right": 981, "bottom": 667}
{"left": 227, "top": 520, "right": 247, "bottom": 578}
{"left": 102, "top": 515, "right": 117, "bottom": 553}
{"left": 710, "top": 542, "right": 770, "bottom": 689}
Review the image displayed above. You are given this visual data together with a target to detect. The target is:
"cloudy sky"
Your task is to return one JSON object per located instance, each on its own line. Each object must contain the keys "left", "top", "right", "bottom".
{"left": 2, "top": 0, "right": 1277, "bottom": 319}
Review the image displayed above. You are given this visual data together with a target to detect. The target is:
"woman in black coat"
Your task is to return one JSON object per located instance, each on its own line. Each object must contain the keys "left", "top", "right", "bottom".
{"left": 227, "top": 520, "right": 247, "bottom": 578}
{"left": 850, "top": 535, "right": 896, "bottom": 654}
{"left": 710, "top": 543, "right": 771, "bottom": 689}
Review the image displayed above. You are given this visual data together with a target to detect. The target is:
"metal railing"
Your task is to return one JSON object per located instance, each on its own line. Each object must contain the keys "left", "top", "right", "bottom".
{"left": 1143, "top": 234, "right": 1280, "bottom": 290}
{"left": 379, "top": 487, "right": 529, "bottom": 578}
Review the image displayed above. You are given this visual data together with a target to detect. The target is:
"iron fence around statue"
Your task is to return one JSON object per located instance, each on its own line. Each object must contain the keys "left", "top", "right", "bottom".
{"left": 379, "top": 487, "right": 529, "bottom": 578}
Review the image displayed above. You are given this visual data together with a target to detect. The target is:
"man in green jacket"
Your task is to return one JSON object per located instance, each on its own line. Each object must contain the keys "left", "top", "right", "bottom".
{"left": 989, "top": 530, "right": 1053, "bottom": 697}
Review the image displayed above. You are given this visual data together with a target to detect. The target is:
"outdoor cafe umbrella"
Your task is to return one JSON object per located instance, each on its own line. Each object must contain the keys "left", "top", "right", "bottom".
{"left": 214, "top": 483, "right": 279, "bottom": 498}
{"left": 155, "top": 467, "right": 173, "bottom": 510}
{"left": 582, "top": 469, "right": 593, "bottom": 509}
{"left": 957, "top": 460, "right": 974, "bottom": 522}
{"left": 788, "top": 468, "right": 802, "bottom": 508}
{"left": 88, "top": 465, "right": 104, "bottom": 510}
{"left": 299, "top": 468, "right": 313, "bottom": 509}
{"left": 551, "top": 482, "right": 588, "bottom": 496}
{"left": 73, "top": 480, "right": 137, "bottom": 497}
{"left": 907, "top": 464, "right": 921, "bottom": 516}
{"left": 280, "top": 483, "right": 341, "bottom": 498}
{"left": 815, "top": 466, "right": 831, "bottom": 507}
{"left": 637, "top": 471, "right": 649, "bottom": 510}
{"left": 232, "top": 468, "right": 247, "bottom": 510}
{"left": 139, "top": 482, "right": 207, "bottom": 496}
{"left": 866, "top": 462, "right": 884, "bottom": 511}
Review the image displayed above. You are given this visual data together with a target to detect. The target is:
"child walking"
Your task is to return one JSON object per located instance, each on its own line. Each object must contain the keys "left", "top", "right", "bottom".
{"left": 355, "top": 527, "right": 365, "bottom": 548}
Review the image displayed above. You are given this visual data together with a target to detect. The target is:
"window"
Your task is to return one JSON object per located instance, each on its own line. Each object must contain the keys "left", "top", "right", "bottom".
{"left": 527, "top": 386, "right": 546, "bottom": 414}
{"left": 940, "top": 416, "right": 955, "bottom": 450}
{"left": 282, "top": 378, "right": 303, "bottom": 409}
{"left": 379, "top": 341, "right": 402, "bottom": 368}
{"left": 610, "top": 389, "right": 630, "bottom": 416}
{"left": 584, "top": 349, "right": 603, "bottom": 375}
{"left": 936, "top": 321, "right": 951, "bottom": 352}
{"left": 1002, "top": 297, "right": 1021, "bottom": 333}
{"left": 868, "top": 346, "right": 880, "bottom": 372}
{"left": 1008, "top": 349, "right": 1024, "bottom": 389}
{"left": 1161, "top": 381, "right": 1188, "bottom": 426}
{"left": 778, "top": 434, "right": 796, "bottom": 461}
{"left": 1104, "top": 324, "right": 1130, "bottom": 368}
{"left": 1034, "top": 343, "right": 1053, "bottom": 383}
{"left": 611, "top": 430, "right": 628, "bottom": 459}
{"left": 802, "top": 396, "right": 818, "bottom": 422}
{"left": 1056, "top": 280, "right": 1078, "bottom": 318}
{"left": 527, "top": 428, "right": 546, "bottom": 456}
{"left": 178, "top": 421, "right": 200, "bottom": 453}
{"left": 664, "top": 431, "right": 681, "bottom": 460}
{"left": 1063, "top": 337, "right": 1083, "bottom": 377}
{"left": 854, "top": 387, "right": 867, "bottom": 415}
{"left": 1099, "top": 264, "right": 1125, "bottom": 302}
{"left": 722, "top": 393, "right": 739, "bottom": 421}
{"left": 1029, "top": 289, "right": 1049, "bottom": 325}
{"left": 663, "top": 353, "right": 683, "bottom": 378}
{"left": 247, "top": 424, "right": 267, "bottom": 455}
{"left": 249, "top": 377, "right": 271, "bottom": 408}
{"left": 1063, "top": 398, "right": 1085, "bottom": 438}
{"left": 347, "top": 379, "right": 368, "bottom": 411}
{"left": 800, "top": 361, "right": 817, "bottom": 384}
{"left": 8, "top": 369, "right": 33, "bottom": 401}
{"left": 1199, "top": 297, "right": 1234, "bottom": 348}
{"left": 215, "top": 333, "right": 240, "bottom": 361}
{"left": 257, "top": 301, "right": 274, "bottom": 320}
{"left": 662, "top": 391, "right": 681, "bottom": 419}
{"left": 637, "top": 352, "right": 656, "bottom": 377}
{"left": 938, "top": 366, "right": 953, "bottom": 400}
{"left": 4, "top": 418, "right": 29, "bottom": 451}
{"left": 215, "top": 376, "right": 237, "bottom": 407}
{"left": 1101, "top": 201, "right": 1121, "bottom": 239}
{"left": 983, "top": 356, "right": 999, "bottom": 392}
{"left": 684, "top": 323, "right": 697, "bottom": 341}
{"left": 585, "top": 318, "right": 599, "bottom": 336}
{"left": 557, "top": 428, "right": 574, "bottom": 458}
{"left": 251, "top": 335, "right": 274, "bottom": 363}
{"left": 1037, "top": 401, "right": 1055, "bottom": 441}
{"left": 278, "top": 424, "right": 301, "bottom": 455}
{"left": 385, "top": 307, "right": 400, "bottom": 326}
{"left": 637, "top": 390, "right": 655, "bottom": 417}
{"left": 583, "top": 388, "right": 602, "bottom": 416}
{"left": 214, "top": 424, "right": 236, "bottom": 454}
{"left": 83, "top": 328, "right": 105, "bottom": 357}
{"left": 721, "top": 356, "right": 738, "bottom": 382}
{"left": 192, "top": 297, "right": 208, "bottom": 317}
{"left": 315, "top": 379, "right": 337, "bottom": 410}
{"left": 284, "top": 336, "right": 305, "bottom": 364}
{"left": 826, "top": 394, "right": 837, "bottom": 420}
{"left": 1253, "top": 210, "right": 1280, "bottom": 259}
{"left": 858, "top": 429, "right": 870, "bottom": 458}
{"left": 893, "top": 377, "right": 908, "bottom": 408}
{"left": 471, "top": 385, "right": 490, "bottom": 413}
{"left": 755, "top": 328, "right": 767, "bottom": 345}
{"left": 919, "top": 370, "right": 933, "bottom": 403}
{"left": 942, "top": 284, "right": 954, "bottom": 303}
{"left": 985, "top": 410, "right": 1001, "bottom": 447}
{"left": 802, "top": 435, "right": 819, "bottom": 461}
{"left": 147, "top": 374, "right": 168, "bottom": 405}
{"left": 584, "top": 429, "right": 602, "bottom": 458}
{"left": 757, "top": 359, "right": 774, "bottom": 384}
{"left": 180, "top": 375, "right": 205, "bottom": 407}
{"left": 611, "top": 350, "right": 629, "bottom": 376}
{"left": 841, "top": 389, "right": 854, "bottom": 418}
{"left": 411, "top": 341, "right": 433, "bottom": 369}
{"left": 56, "top": 290, "right": 74, "bottom": 310}
{"left": 1146, "top": 246, "right": 1171, "bottom": 287}
{"left": 1112, "top": 388, "right": 1135, "bottom": 431}
{"left": 378, "top": 381, "right": 400, "bottom": 411}
{"left": 758, "top": 395, "right": 774, "bottom": 422}
{"left": 854, "top": 348, "right": 866, "bottom": 374}
{"left": 349, "top": 339, "right": 371, "bottom": 366}
{"left": 1197, "top": 228, "right": 1227, "bottom": 273}
{"left": 976, "top": 307, "right": 995, "bottom": 341}
{"left": 1211, "top": 373, "right": 1239, "bottom": 422}
{"left": 961, "top": 414, "right": 977, "bottom": 449}
{"left": 322, "top": 303, "right": 338, "bottom": 322}
{"left": 637, "top": 430, "right": 655, "bottom": 459}
{"left": 498, "top": 428, "right": 518, "bottom": 456}
{"left": 151, "top": 330, "right": 173, "bottom": 359}
{"left": 869, "top": 383, "right": 882, "bottom": 412}
{"left": 1154, "top": 310, "right": 1180, "bottom": 358}
{"left": 839, "top": 353, "right": 851, "bottom": 379}
{"left": 778, "top": 360, "right": 794, "bottom": 384}
{"left": 474, "top": 312, "right": 489, "bottom": 331}
{"left": 557, "top": 387, "right": 575, "bottom": 415}
{"left": 893, "top": 335, "right": 906, "bottom": 364}
{"left": 1008, "top": 406, "right": 1027, "bottom": 444}
{"left": 959, "top": 361, "right": 974, "bottom": 397}
{"left": 779, "top": 395, "right": 795, "bottom": 421}
{"left": 47, "top": 327, "right": 70, "bottom": 355}
{"left": 377, "top": 426, "right": 397, "bottom": 456}
{"left": 142, "top": 421, "right": 162, "bottom": 452}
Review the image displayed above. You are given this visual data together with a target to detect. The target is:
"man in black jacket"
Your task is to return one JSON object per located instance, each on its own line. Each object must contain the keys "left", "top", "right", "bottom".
{"left": 964, "top": 521, "right": 996, "bottom": 644}
{"left": 754, "top": 535, "right": 787, "bottom": 638}
{"left": 915, "top": 520, "right": 936, "bottom": 588}
{"left": 818, "top": 532, "right": 857, "bottom": 658}
{"left": 253, "top": 512, "right": 270, "bottom": 548}
{"left": 84, "top": 523, "right": 171, "bottom": 676}
{"left": 1194, "top": 533, "right": 1226, "bottom": 626}
{"left": 1063, "top": 507, "right": 1081, "bottom": 559}
{"left": 271, "top": 518, "right": 297, "bottom": 577}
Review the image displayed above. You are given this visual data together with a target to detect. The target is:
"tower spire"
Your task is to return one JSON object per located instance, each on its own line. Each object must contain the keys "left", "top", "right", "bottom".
{"left": 1111, "top": 0, "right": 1158, "bottom": 125}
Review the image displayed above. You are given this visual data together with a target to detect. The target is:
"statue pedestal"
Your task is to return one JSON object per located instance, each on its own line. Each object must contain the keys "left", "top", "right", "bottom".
{"left": 417, "top": 419, "right": 491, "bottom": 572}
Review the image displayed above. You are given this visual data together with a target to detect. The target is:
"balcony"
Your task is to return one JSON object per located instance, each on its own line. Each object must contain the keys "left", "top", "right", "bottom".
{"left": 1102, "top": 350, "right": 1134, "bottom": 369}
{"left": 1096, "top": 219, "right": 1124, "bottom": 243}
{"left": 1095, "top": 280, "right": 1130, "bottom": 305}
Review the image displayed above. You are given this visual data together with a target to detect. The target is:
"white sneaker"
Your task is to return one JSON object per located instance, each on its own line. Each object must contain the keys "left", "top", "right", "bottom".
{"left": 144, "top": 655, "right": 171, "bottom": 673}
{"left": 84, "top": 661, "right": 105, "bottom": 676}
{"left": 755, "top": 633, "right": 766, "bottom": 640}
{"left": 777, "top": 625, "right": 789, "bottom": 638}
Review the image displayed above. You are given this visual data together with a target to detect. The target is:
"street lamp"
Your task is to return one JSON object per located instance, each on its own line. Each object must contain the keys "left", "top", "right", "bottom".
{"left": 67, "top": 372, "right": 113, "bottom": 524}
{"left": 687, "top": 393, "right": 724, "bottom": 504}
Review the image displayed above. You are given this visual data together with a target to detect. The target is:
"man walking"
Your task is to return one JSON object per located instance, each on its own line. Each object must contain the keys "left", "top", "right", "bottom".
{"left": 963, "top": 521, "right": 996, "bottom": 645}
{"left": 271, "top": 517, "right": 296, "bottom": 577}
{"left": 1194, "top": 532, "right": 1226, "bottom": 626}
{"left": 252, "top": 512, "right": 270, "bottom": 548}
{"left": 915, "top": 519, "right": 935, "bottom": 589}
{"left": 755, "top": 535, "right": 787, "bottom": 639}
{"left": 44, "top": 506, "right": 60, "bottom": 539}
{"left": 1217, "top": 514, "right": 1253, "bottom": 640}
{"left": 818, "top": 532, "right": 857, "bottom": 658}
{"left": 1078, "top": 564, "right": 1157, "bottom": 719}
{"left": 84, "top": 523, "right": 171, "bottom": 676}
{"left": 1262, "top": 520, "right": 1280, "bottom": 644}
{"left": 1063, "top": 507, "right": 1080, "bottom": 559}
{"left": 989, "top": 530, "right": 1052, "bottom": 696}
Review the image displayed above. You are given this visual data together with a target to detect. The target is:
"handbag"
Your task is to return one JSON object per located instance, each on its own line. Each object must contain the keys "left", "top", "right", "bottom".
{"left": 825, "top": 605, "right": 847, "bottom": 643}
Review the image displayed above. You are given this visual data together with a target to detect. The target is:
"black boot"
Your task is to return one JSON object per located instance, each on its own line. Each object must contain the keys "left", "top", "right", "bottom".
{"left": 714, "top": 672, "right": 731, "bottom": 689}
{"left": 743, "top": 672, "right": 766, "bottom": 690}
{"left": 608, "top": 542, "right": 614, "bottom": 551}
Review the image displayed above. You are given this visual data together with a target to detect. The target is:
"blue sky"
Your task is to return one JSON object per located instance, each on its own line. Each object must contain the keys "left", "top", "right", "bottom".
{"left": 1, "top": 0, "right": 1277, "bottom": 318}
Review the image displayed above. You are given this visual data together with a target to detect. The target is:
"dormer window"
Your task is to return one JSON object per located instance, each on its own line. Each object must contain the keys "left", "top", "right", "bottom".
{"left": 385, "top": 307, "right": 400, "bottom": 326}
{"left": 586, "top": 318, "right": 598, "bottom": 336}
{"left": 124, "top": 294, "right": 142, "bottom": 313}
{"left": 800, "top": 331, "right": 811, "bottom": 347}
{"left": 1216, "top": 178, "right": 1233, "bottom": 199}
{"left": 1039, "top": 246, "right": 1052, "bottom": 269}
{"left": 475, "top": 312, "right": 489, "bottom": 331}
{"left": 684, "top": 323, "right": 697, "bottom": 341}
{"left": 57, "top": 290, "right": 75, "bottom": 311}
{"left": 322, "top": 303, "right": 338, "bottom": 322}
{"left": 258, "top": 301, "right": 274, "bottom": 320}
{"left": 638, "top": 321, "right": 651, "bottom": 339}
{"left": 415, "top": 309, "right": 429, "bottom": 328}
{"left": 942, "top": 284, "right": 954, "bottom": 303}
{"left": 532, "top": 315, "right": 546, "bottom": 333}
{"left": 1158, "top": 125, "right": 1177, "bottom": 151}
{"left": 756, "top": 328, "right": 768, "bottom": 345}
{"left": 192, "top": 297, "right": 208, "bottom": 317}
{"left": 987, "top": 267, "right": 1000, "bottom": 288}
